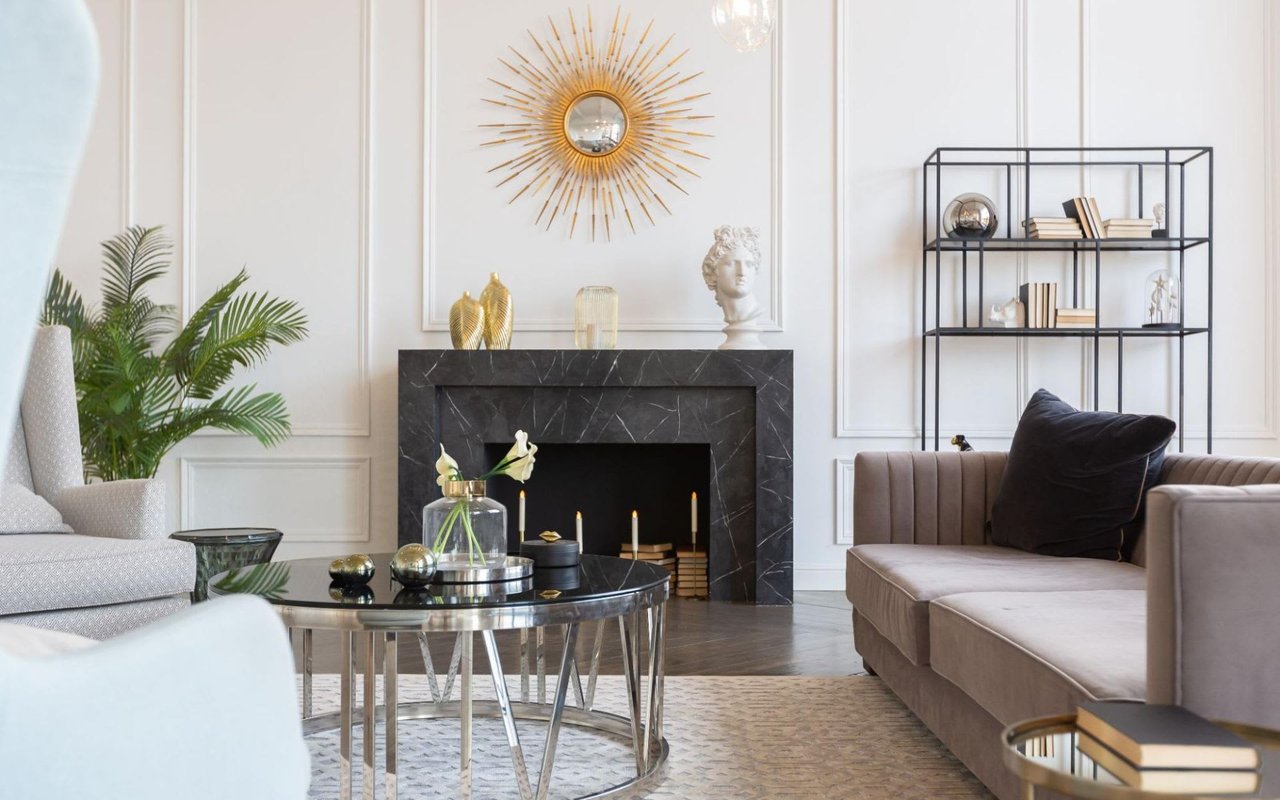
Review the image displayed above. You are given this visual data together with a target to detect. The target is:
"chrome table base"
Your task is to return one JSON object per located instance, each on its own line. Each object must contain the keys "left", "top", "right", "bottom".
{"left": 293, "top": 605, "right": 668, "bottom": 800}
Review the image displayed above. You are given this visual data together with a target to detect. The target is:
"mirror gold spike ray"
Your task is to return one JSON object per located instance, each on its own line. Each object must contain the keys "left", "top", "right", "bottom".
{"left": 481, "top": 6, "right": 712, "bottom": 241}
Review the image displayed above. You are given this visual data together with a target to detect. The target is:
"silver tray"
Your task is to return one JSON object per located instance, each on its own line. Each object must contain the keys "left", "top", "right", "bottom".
{"left": 433, "top": 556, "right": 534, "bottom": 584}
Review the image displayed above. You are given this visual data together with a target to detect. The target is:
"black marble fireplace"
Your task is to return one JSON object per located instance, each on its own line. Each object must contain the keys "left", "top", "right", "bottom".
{"left": 398, "top": 350, "right": 794, "bottom": 604}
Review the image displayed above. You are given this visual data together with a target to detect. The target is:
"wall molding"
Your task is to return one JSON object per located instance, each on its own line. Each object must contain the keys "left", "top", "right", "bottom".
{"left": 181, "top": 0, "right": 372, "bottom": 438}
{"left": 120, "top": 0, "right": 136, "bottom": 229}
{"left": 419, "top": 1, "right": 785, "bottom": 334}
{"left": 834, "top": 457, "right": 854, "bottom": 545}
{"left": 179, "top": 456, "right": 372, "bottom": 543}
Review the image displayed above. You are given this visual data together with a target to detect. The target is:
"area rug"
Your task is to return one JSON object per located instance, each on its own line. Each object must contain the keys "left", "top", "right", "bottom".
{"left": 304, "top": 674, "right": 992, "bottom": 799}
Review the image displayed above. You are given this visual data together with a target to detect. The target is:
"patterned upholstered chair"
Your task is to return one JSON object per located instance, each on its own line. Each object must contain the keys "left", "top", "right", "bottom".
{"left": 0, "top": 326, "right": 195, "bottom": 638}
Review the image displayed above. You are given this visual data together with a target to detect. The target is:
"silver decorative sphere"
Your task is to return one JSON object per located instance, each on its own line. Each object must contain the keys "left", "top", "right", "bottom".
{"left": 390, "top": 544, "right": 437, "bottom": 588}
{"left": 943, "top": 193, "right": 999, "bottom": 239}
{"left": 329, "top": 553, "right": 376, "bottom": 585}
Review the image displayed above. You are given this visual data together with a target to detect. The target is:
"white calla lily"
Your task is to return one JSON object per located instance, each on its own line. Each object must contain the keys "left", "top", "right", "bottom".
{"left": 435, "top": 445, "right": 461, "bottom": 488}
{"left": 488, "top": 430, "right": 537, "bottom": 483}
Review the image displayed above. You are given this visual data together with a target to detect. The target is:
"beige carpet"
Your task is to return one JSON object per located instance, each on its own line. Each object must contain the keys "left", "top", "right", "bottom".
{"left": 305, "top": 674, "right": 992, "bottom": 799}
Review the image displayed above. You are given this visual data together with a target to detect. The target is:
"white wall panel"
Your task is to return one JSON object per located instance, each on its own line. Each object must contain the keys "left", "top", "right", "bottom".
{"left": 186, "top": 0, "right": 370, "bottom": 436}
{"left": 180, "top": 457, "right": 370, "bottom": 544}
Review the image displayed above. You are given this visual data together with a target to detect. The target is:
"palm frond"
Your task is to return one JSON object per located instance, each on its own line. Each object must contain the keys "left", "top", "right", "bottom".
{"left": 179, "top": 290, "right": 308, "bottom": 400}
{"left": 100, "top": 226, "right": 171, "bottom": 311}
{"left": 213, "top": 562, "right": 291, "bottom": 599}
{"left": 164, "top": 384, "right": 293, "bottom": 447}
{"left": 162, "top": 269, "right": 251, "bottom": 385}
{"left": 42, "top": 270, "right": 87, "bottom": 332}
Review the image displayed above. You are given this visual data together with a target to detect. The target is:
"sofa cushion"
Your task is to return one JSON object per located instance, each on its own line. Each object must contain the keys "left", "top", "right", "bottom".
{"left": 930, "top": 590, "right": 1146, "bottom": 725}
{"left": 846, "top": 544, "right": 1145, "bottom": 666}
{"left": 990, "top": 389, "right": 1175, "bottom": 560}
{"left": 0, "top": 483, "right": 73, "bottom": 534}
{"left": 0, "top": 534, "right": 195, "bottom": 615}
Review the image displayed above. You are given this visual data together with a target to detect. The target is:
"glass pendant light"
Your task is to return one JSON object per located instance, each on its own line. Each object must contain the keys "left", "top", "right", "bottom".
{"left": 711, "top": 0, "right": 777, "bottom": 53}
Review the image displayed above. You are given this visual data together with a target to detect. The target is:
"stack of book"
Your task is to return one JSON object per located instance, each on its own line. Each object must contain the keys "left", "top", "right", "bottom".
{"left": 1062, "top": 196, "right": 1107, "bottom": 238}
{"left": 620, "top": 542, "right": 676, "bottom": 583}
{"left": 1103, "top": 218, "right": 1155, "bottom": 238}
{"left": 1024, "top": 217, "right": 1083, "bottom": 240}
{"left": 1055, "top": 307, "right": 1097, "bottom": 329}
{"left": 1075, "top": 702, "right": 1261, "bottom": 793}
{"left": 1018, "top": 282, "right": 1058, "bottom": 328}
{"left": 675, "top": 547, "right": 708, "bottom": 598}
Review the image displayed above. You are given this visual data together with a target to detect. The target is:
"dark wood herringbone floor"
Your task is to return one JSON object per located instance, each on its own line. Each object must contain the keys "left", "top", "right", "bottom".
{"left": 292, "top": 592, "right": 865, "bottom": 677}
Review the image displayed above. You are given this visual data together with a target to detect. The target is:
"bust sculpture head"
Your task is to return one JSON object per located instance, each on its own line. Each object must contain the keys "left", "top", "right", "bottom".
{"left": 701, "top": 225, "right": 762, "bottom": 323}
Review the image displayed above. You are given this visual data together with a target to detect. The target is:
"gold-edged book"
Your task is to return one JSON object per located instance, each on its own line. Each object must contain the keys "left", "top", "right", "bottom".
{"left": 1077, "top": 702, "right": 1260, "bottom": 769}
{"left": 1077, "top": 733, "right": 1260, "bottom": 794}
{"left": 620, "top": 542, "right": 673, "bottom": 553}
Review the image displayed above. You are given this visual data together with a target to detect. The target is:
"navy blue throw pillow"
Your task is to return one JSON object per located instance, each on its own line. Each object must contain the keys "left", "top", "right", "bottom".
{"left": 989, "top": 389, "right": 1176, "bottom": 560}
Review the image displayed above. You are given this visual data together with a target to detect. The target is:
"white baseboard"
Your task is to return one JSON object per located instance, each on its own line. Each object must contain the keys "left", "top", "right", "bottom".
{"left": 793, "top": 564, "right": 846, "bottom": 592}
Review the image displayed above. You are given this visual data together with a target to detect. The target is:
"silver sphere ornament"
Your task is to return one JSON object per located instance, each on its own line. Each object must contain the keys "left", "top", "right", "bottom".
{"left": 943, "top": 193, "right": 999, "bottom": 239}
{"left": 390, "top": 544, "right": 437, "bottom": 588}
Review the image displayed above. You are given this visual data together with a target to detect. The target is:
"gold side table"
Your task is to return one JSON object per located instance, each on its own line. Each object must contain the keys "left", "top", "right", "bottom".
{"left": 1003, "top": 713, "right": 1280, "bottom": 800}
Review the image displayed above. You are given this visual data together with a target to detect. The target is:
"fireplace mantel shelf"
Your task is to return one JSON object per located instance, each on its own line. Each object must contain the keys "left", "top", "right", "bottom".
{"left": 398, "top": 349, "right": 794, "bottom": 604}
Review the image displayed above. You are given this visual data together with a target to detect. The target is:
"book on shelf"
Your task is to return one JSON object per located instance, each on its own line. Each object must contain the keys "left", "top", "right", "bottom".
{"left": 1018, "top": 283, "right": 1058, "bottom": 328}
{"left": 1103, "top": 218, "right": 1155, "bottom": 239}
{"left": 1077, "top": 733, "right": 1260, "bottom": 794}
{"left": 1061, "top": 196, "right": 1107, "bottom": 237}
{"left": 1062, "top": 198, "right": 1096, "bottom": 237}
{"left": 1056, "top": 307, "right": 1097, "bottom": 329}
{"left": 620, "top": 542, "right": 672, "bottom": 553}
{"left": 1076, "top": 702, "right": 1260, "bottom": 770}
{"left": 1087, "top": 197, "right": 1106, "bottom": 238}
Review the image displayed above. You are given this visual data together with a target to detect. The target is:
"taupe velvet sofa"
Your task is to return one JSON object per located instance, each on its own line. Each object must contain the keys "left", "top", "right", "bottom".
{"left": 846, "top": 450, "right": 1280, "bottom": 800}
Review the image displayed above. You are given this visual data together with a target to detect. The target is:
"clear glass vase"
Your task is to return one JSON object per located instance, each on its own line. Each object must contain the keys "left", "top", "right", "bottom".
{"left": 422, "top": 480, "right": 507, "bottom": 572}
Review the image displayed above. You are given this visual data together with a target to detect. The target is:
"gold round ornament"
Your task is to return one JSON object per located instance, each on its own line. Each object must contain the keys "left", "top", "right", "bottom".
{"left": 390, "top": 543, "right": 438, "bottom": 588}
{"left": 328, "top": 553, "right": 376, "bottom": 585}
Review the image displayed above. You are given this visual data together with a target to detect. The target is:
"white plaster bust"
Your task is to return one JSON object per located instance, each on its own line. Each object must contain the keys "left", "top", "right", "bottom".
{"left": 701, "top": 225, "right": 765, "bottom": 349}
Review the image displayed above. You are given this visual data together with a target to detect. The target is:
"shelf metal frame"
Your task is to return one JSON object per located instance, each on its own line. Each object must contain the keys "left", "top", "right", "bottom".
{"left": 920, "top": 146, "right": 1213, "bottom": 453}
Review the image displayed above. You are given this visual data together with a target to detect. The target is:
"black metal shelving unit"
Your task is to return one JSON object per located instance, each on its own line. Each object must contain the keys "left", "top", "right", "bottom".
{"left": 922, "top": 146, "right": 1213, "bottom": 453}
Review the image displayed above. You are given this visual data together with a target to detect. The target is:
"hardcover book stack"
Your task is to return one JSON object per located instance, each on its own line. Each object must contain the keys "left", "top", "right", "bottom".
{"left": 675, "top": 548, "right": 708, "bottom": 598}
{"left": 1102, "top": 218, "right": 1155, "bottom": 239}
{"left": 1076, "top": 702, "right": 1261, "bottom": 793}
{"left": 1062, "top": 196, "right": 1108, "bottom": 238}
{"left": 1018, "top": 282, "right": 1058, "bottom": 328}
{"left": 1024, "top": 217, "right": 1083, "bottom": 240}
{"left": 1055, "top": 308, "right": 1097, "bottom": 329}
{"left": 619, "top": 542, "right": 677, "bottom": 584}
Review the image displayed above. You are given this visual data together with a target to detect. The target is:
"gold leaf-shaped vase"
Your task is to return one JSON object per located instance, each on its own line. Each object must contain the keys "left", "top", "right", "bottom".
{"left": 449, "top": 292, "right": 486, "bottom": 350}
{"left": 479, "top": 272, "right": 513, "bottom": 349}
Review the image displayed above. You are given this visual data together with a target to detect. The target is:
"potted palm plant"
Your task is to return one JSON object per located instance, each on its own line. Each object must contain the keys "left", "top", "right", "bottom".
{"left": 42, "top": 225, "right": 308, "bottom": 480}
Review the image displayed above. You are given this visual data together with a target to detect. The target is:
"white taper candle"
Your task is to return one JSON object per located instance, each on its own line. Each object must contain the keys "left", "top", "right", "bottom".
{"left": 691, "top": 491, "right": 698, "bottom": 549}
{"left": 576, "top": 511, "right": 583, "bottom": 553}
{"left": 631, "top": 510, "right": 639, "bottom": 552}
{"left": 518, "top": 490, "right": 526, "bottom": 537}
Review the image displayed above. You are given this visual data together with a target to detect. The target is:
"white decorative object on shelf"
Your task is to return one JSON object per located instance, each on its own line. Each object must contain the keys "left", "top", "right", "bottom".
{"left": 711, "top": 0, "right": 777, "bottom": 53}
{"left": 988, "top": 297, "right": 1025, "bottom": 328}
{"left": 702, "top": 225, "right": 765, "bottom": 350}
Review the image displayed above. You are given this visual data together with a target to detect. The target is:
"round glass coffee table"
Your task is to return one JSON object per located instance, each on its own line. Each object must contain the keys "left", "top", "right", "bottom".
{"left": 210, "top": 554, "right": 670, "bottom": 800}
{"left": 1003, "top": 713, "right": 1280, "bottom": 799}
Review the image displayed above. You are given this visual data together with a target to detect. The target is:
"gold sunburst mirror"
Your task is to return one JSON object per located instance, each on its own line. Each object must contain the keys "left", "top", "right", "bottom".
{"left": 481, "top": 7, "right": 712, "bottom": 241}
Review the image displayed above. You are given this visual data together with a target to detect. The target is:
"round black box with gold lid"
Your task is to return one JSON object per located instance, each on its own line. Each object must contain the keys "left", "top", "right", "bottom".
{"left": 519, "top": 531, "right": 580, "bottom": 568}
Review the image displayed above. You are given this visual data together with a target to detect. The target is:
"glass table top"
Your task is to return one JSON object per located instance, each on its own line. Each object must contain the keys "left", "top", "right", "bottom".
{"left": 1006, "top": 715, "right": 1280, "bottom": 799}
{"left": 170, "top": 527, "right": 282, "bottom": 544}
{"left": 208, "top": 553, "right": 670, "bottom": 610}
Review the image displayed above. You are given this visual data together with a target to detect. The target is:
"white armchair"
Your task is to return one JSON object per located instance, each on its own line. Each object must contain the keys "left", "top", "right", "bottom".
{"left": 0, "top": 328, "right": 195, "bottom": 638}
{"left": 0, "top": 594, "right": 311, "bottom": 799}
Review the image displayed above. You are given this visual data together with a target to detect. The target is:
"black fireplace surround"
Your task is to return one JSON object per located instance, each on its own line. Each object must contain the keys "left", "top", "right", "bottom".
{"left": 398, "top": 350, "right": 794, "bottom": 604}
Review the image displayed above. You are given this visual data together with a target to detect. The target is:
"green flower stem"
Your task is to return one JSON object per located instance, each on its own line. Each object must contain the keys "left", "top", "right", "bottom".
{"left": 459, "top": 505, "right": 483, "bottom": 566}
{"left": 431, "top": 497, "right": 485, "bottom": 565}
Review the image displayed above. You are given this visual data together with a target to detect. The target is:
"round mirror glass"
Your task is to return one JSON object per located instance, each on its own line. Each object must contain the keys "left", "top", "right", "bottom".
{"left": 565, "top": 93, "right": 627, "bottom": 156}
